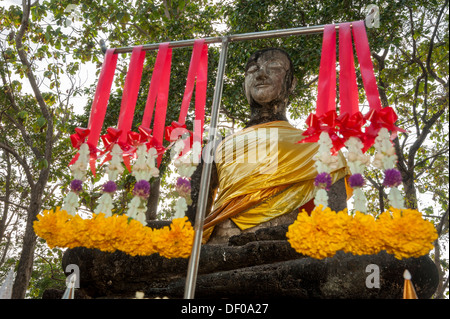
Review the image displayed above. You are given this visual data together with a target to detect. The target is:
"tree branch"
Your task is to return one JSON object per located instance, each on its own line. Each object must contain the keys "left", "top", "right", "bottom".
{"left": 407, "top": 106, "right": 446, "bottom": 172}
{"left": 0, "top": 141, "right": 34, "bottom": 187}
{"left": 15, "top": 0, "right": 54, "bottom": 165}
{"left": 426, "top": 0, "right": 449, "bottom": 86}
{"left": 414, "top": 147, "right": 449, "bottom": 178}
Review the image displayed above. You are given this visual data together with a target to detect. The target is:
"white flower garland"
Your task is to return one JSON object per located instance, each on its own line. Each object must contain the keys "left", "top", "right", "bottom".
{"left": 373, "top": 127, "right": 405, "bottom": 209}
{"left": 172, "top": 139, "right": 201, "bottom": 218}
{"left": 126, "top": 145, "right": 160, "bottom": 225}
{"left": 312, "top": 132, "right": 339, "bottom": 208}
{"left": 62, "top": 143, "right": 90, "bottom": 216}
{"left": 345, "top": 137, "right": 370, "bottom": 213}
{"left": 94, "top": 144, "right": 124, "bottom": 217}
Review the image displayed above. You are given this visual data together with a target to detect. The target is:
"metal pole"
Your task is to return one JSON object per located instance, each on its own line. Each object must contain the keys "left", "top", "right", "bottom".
{"left": 183, "top": 36, "right": 229, "bottom": 299}
{"left": 112, "top": 23, "right": 349, "bottom": 53}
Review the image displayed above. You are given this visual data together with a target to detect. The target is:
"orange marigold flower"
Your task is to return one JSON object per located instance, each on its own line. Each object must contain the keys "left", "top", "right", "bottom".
{"left": 377, "top": 208, "right": 438, "bottom": 260}
{"left": 286, "top": 205, "right": 350, "bottom": 259}
{"left": 344, "top": 211, "right": 383, "bottom": 256}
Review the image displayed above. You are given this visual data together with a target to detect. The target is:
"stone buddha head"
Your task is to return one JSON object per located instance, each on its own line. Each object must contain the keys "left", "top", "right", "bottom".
{"left": 244, "top": 48, "right": 297, "bottom": 127}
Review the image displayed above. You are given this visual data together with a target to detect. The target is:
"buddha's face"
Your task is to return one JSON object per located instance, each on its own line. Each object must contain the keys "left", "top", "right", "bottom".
{"left": 244, "top": 50, "right": 291, "bottom": 105}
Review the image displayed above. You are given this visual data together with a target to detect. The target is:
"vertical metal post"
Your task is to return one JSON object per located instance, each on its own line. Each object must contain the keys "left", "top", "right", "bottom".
{"left": 184, "top": 36, "right": 229, "bottom": 299}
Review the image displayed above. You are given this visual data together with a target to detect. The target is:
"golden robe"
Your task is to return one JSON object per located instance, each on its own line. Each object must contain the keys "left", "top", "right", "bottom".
{"left": 203, "top": 121, "right": 350, "bottom": 242}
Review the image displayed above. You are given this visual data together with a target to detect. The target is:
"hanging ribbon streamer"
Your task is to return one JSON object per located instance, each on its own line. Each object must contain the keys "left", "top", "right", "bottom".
{"left": 298, "top": 24, "right": 346, "bottom": 154}
{"left": 351, "top": 20, "right": 405, "bottom": 151}
{"left": 124, "top": 43, "right": 173, "bottom": 168}
{"left": 69, "top": 48, "right": 118, "bottom": 176}
{"left": 337, "top": 22, "right": 366, "bottom": 143}
{"left": 165, "top": 39, "right": 208, "bottom": 159}
{"left": 101, "top": 46, "right": 146, "bottom": 171}
{"left": 147, "top": 43, "right": 173, "bottom": 166}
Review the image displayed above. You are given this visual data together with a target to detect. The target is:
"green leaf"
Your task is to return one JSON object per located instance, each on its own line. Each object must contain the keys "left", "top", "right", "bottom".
{"left": 36, "top": 117, "right": 47, "bottom": 128}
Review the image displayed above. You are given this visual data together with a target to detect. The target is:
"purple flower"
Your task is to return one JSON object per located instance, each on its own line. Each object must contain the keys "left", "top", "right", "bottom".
{"left": 176, "top": 177, "right": 191, "bottom": 198}
{"left": 348, "top": 173, "right": 365, "bottom": 188}
{"left": 133, "top": 180, "right": 150, "bottom": 199}
{"left": 314, "top": 172, "right": 332, "bottom": 190}
{"left": 383, "top": 168, "right": 402, "bottom": 188}
{"left": 70, "top": 179, "right": 83, "bottom": 193}
{"left": 102, "top": 181, "right": 117, "bottom": 193}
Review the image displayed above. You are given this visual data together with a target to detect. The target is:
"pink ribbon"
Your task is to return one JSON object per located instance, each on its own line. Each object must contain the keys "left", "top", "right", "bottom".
{"left": 69, "top": 49, "right": 118, "bottom": 176}
{"left": 352, "top": 20, "right": 406, "bottom": 151}
{"left": 102, "top": 46, "right": 146, "bottom": 171}
{"left": 166, "top": 39, "right": 208, "bottom": 159}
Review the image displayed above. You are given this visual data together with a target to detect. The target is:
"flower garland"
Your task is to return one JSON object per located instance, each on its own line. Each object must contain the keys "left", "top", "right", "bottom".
{"left": 62, "top": 143, "right": 90, "bottom": 216}
{"left": 94, "top": 144, "right": 123, "bottom": 217}
{"left": 286, "top": 205, "right": 437, "bottom": 260}
{"left": 33, "top": 207, "right": 194, "bottom": 258}
{"left": 345, "top": 136, "right": 370, "bottom": 213}
{"left": 170, "top": 137, "right": 201, "bottom": 218}
{"left": 373, "top": 127, "right": 405, "bottom": 209}
{"left": 126, "top": 145, "right": 160, "bottom": 225}
{"left": 312, "top": 132, "right": 340, "bottom": 207}
{"left": 36, "top": 135, "right": 196, "bottom": 258}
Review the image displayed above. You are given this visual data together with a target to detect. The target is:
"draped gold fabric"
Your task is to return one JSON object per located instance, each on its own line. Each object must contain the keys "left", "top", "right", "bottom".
{"left": 203, "top": 121, "right": 350, "bottom": 242}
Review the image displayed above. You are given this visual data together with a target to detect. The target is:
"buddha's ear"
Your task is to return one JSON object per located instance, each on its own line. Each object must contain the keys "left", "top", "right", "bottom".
{"left": 289, "top": 76, "right": 298, "bottom": 95}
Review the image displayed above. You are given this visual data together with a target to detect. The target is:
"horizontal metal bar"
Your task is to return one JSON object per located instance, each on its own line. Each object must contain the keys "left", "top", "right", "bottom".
{"left": 112, "top": 23, "right": 353, "bottom": 54}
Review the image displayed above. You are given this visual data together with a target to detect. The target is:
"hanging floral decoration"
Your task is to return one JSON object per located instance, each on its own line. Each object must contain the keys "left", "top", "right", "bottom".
{"left": 287, "top": 21, "right": 437, "bottom": 260}
{"left": 33, "top": 207, "right": 194, "bottom": 258}
{"left": 34, "top": 41, "right": 208, "bottom": 259}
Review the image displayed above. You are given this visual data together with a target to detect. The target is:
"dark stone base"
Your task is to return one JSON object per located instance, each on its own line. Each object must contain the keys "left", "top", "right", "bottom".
{"left": 61, "top": 238, "right": 439, "bottom": 299}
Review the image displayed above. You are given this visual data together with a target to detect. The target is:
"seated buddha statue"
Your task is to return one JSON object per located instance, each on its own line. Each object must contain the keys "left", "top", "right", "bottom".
{"left": 186, "top": 48, "right": 351, "bottom": 244}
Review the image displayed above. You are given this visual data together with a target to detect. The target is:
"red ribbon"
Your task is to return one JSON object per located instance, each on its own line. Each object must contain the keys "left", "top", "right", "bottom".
{"left": 315, "top": 24, "right": 336, "bottom": 117}
{"left": 352, "top": 20, "right": 406, "bottom": 151}
{"left": 102, "top": 46, "right": 146, "bottom": 172}
{"left": 70, "top": 127, "right": 90, "bottom": 149}
{"left": 300, "top": 21, "right": 405, "bottom": 155}
{"left": 166, "top": 39, "right": 208, "bottom": 152}
{"left": 139, "top": 43, "right": 172, "bottom": 167}
{"left": 352, "top": 21, "right": 382, "bottom": 113}
{"left": 299, "top": 25, "right": 344, "bottom": 153}
{"left": 299, "top": 110, "right": 346, "bottom": 155}
{"left": 100, "top": 127, "right": 136, "bottom": 172}
{"left": 69, "top": 49, "right": 118, "bottom": 176}
{"left": 362, "top": 106, "right": 406, "bottom": 152}
{"left": 339, "top": 22, "right": 360, "bottom": 117}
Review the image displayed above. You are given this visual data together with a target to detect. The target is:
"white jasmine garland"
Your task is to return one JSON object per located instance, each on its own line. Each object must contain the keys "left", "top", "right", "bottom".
{"left": 373, "top": 128, "right": 405, "bottom": 209}
{"left": 174, "top": 197, "right": 188, "bottom": 219}
{"left": 311, "top": 132, "right": 339, "bottom": 208}
{"left": 105, "top": 144, "right": 124, "bottom": 180}
{"left": 132, "top": 145, "right": 160, "bottom": 181}
{"left": 127, "top": 196, "right": 147, "bottom": 225}
{"left": 314, "top": 188, "right": 329, "bottom": 208}
{"left": 94, "top": 144, "right": 124, "bottom": 217}
{"left": 62, "top": 191, "right": 79, "bottom": 216}
{"left": 313, "top": 132, "right": 339, "bottom": 174}
{"left": 345, "top": 137, "right": 369, "bottom": 213}
{"left": 170, "top": 137, "right": 200, "bottom": 218}
{"left": 63, "top": 143, "right": 90, "bottom": 216}
{"left": 94, "top": 193, "right": 114, "bottom": 216}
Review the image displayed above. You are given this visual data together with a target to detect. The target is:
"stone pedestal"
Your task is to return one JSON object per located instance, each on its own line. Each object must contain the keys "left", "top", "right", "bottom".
{"left": 61, "top": 234, "right": 439, "bottom": 299}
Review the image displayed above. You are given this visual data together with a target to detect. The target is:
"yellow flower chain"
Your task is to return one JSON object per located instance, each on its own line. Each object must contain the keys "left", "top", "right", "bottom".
{"left": 286, "top": 205, "right": 437, "bottom": 260}
{"left": 33, "top": 207, "right": 194, "bottom": 258}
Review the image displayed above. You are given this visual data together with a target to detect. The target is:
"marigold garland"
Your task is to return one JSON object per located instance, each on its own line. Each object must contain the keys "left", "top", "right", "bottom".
{"left": 286, "top": 205, "right": 350, "bottom": 259}
{"left": 377, "top": 208, "right": 438, "bottom": 260}
{"left": 286, "top": 205, "right": 437, "bottom": 260}
{"left": 33, "top": 207, "right": 194, "bottom": 258}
